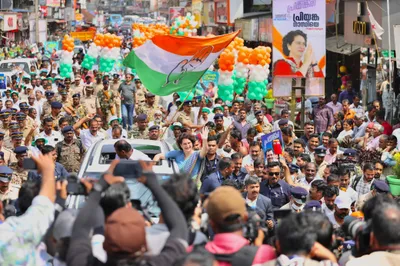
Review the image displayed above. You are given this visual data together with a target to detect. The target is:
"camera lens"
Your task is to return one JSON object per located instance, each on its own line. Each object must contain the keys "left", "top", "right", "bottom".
{"left": 343, "top": 216, "right": 365, "bottom": 238}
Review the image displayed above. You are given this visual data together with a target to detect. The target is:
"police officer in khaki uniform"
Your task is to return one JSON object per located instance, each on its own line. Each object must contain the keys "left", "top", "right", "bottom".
{"left": 0, "top": 166, "right": 17, "bottom": 201}
{"left": 136, "top": 93, "right": 161, "bottom": 123}
{"left": 9, "top": 146, "right": 29, "bottom": 192}
{"left": 4, "top": 122, "right": 20, "bottom": 150}
{"left": 45, "top": 102, "right": 64, "bottom": 131}
{"left": 0, "top": 109, "right": 11, "bottom": 131}
{"left": 134, "top": 78, "right": 147, "bottom": 108}
{"left": 56, "top": 126, "right": 85, "bottom": 173}
{"left": 128, "top": 114, "right": 149, "bottom": 139}
{"left": 41, "top": 91, "right": 55, "bottom": 119}
{"left": 96, "top": 80, "right": 116, "bottom": 123}
{"left": 16, "top": 112, "right": 36, "bottom": 142}
{"left": 177, "top": 101, "right": 202, "bottom": 131}
{"left": 111, "top": 73, "right": 122, "bottom": 118}
{"left": 0, "top": 132, "right": 12, "bottom": 165}
{"left": 82, "top": 85, "right": 97, "bottom": 114}
{"left": 71, "top": 75, "right": 85, "bottom": 96}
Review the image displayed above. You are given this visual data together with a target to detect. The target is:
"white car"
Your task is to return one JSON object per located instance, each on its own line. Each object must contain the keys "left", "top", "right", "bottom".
{"left": 66, "top": 139, "right": 179, "bottom": 217}
{"left": 0, "top": 58, "right": 39, "bottom": 74}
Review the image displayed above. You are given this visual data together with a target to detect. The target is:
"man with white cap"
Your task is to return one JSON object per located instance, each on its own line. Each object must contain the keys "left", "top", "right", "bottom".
{"left": 106, "top": 116, "right": 127, "bottom": 139}
{"left": 327, "top": 194, "right": 352, "bottom": 229}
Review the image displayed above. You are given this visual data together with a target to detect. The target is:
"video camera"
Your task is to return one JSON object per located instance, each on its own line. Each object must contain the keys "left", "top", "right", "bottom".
{"left": 333, "top": 157, "right": 357, "bottom": 173}
{"left": 342, "top": 216, "right": 371, "bottom": 257}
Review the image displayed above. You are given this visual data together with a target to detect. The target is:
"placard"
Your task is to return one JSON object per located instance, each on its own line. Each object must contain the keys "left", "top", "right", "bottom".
{"left": 261, "top": 130, "right": 284, "bottom": 154}
{"left": 272, "top": 0, "right": 326, "bottom": 78}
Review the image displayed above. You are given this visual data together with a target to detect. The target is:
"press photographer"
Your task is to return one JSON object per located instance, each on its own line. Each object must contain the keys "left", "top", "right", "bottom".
{"left": 346, "top": 200, "right": 400, "bottom": 265}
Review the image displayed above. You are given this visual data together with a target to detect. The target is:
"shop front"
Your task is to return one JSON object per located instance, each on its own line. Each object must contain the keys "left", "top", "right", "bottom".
{"left": 0, "top": 13, "right": 18, "bottom": 45}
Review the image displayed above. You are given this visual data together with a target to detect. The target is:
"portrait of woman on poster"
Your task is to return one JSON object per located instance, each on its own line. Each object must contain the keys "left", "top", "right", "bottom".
{"left": 273, "top": 30, "right": 324, "bottom": 78}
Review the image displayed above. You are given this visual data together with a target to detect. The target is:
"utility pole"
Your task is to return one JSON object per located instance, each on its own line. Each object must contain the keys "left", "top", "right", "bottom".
{"left": 35, "top": 0, "right": 39, "bottom": 43}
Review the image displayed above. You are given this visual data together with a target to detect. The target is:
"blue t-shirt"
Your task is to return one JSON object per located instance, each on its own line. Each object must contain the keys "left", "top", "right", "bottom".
{"left": 165, "top": 150, "right": 202, "bottom": 178}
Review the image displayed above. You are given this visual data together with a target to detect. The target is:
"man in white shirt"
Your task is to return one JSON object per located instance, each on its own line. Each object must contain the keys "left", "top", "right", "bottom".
{"left": 73, "top": 118, "right": 105, "bottom": 150}
{"left": 241, "top": 142, "right": 262, "bottom": 173}
{"left": 273, "top": 109, "right": 294, "bottom": 131}
{"left": 114, "top": 139, "right": 151, "bottom": 161}
{"left": 321, "top": 185, "right": 339, "bottom": 217}
{"left": 349, "top": 95, "right": 364, "bottom": 117}
{"left": 38, "top": 117, "right": 63, "bottom": 147}
{"left": 327, "top": 194, "right": 351, "bottom": 229}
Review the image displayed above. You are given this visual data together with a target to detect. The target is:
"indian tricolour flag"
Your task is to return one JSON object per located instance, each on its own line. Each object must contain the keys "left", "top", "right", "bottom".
{"left": 123, "top": 31, "right": 239, "bottom": 96}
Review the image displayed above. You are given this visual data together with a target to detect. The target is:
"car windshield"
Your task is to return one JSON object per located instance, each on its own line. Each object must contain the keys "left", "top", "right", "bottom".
{"left": 99, "top": 144, "right": 162, "bottom": 164}
{"left": 0, "top": 62, "right": 29, "bottom": 73}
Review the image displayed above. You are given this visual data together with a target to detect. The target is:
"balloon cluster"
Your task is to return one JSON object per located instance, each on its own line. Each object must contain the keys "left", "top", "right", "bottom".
{"left": 247, "top": 46, "right": 271, "bottom": 101}
{"left": 94, "top": 33, "right": 122, "bottom": 48}
{"left": 93, "top": 33, "right": 122, "bottom": 72}
{"left": 81, "top": 43, "right": 100, "bottom": 70}
{"left": 132, "top": 24, "right": 169, "bottom": 48}
{"left": 60, "top": 35, "right": 74, "bottom": 78}
{"left": 233, "top": 44, "right": 251, "bottom": 94}
{"left": 170, "top": 13, "right": 198, "bottom": 36}
{"left": 217, "top": 50, "right": 236, "bottom": 102}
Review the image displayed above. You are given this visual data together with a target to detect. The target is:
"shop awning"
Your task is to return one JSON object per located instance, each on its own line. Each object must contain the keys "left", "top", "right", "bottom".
{"left": 12, "top": 9, "right": 29, "bottom": 12}
{"left": 326, "top": 35, "right": 361, "bottom": 56}
{"left": 56, "top": 20, "right": 66, "bottom": 23}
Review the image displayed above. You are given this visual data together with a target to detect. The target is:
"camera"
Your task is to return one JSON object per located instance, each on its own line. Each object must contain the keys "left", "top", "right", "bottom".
{"left": 67, "top": 174, "right": 87, "bottom": 195}
{"left": 334, "top": 158, "right": 356, "bottom": 173}
{"left": 242, "top": 207, "right": 267, "bottom": 244}
{"left": 342, "top": 216, "right": 371, "bottom": 257}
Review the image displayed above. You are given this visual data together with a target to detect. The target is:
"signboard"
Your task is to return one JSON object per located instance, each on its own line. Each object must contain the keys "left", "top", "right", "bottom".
{"left": 192, "top": 0, "right": 202, "bottom": 27}
{"left": 0, "top": 74, "right": 6, "bottom": 90}
{"left": 242, "top": 19, "right": 259, "bottom": 41}
{"left": 169, "top": 7, "right": 185, "bottom": 23}
{"left": 46, "top": 0, "right": 60, "bottom": 7}
{"left": 381, "top": 50, "right": 395, "bottom": 59}
{"left": 45, "top": 41, "right": 59, "bottom": 55}
{"left": 261, "top": 130, "right": 284, "bottom": 154}
{"left": 344, "top": 1, "right": 381, "bottom": 47}
{"left": 196, "top": 70, "right": 219, "bottom": 91}
{"left": 215, "top": 1, "right": 228, "bottom": 24}
{"left": 272, "top": 0, "right": 326, "bottom": 78}
{"left": 203, "top": 2, "right": 215, "bottom": 25}
{"left": 1, "top": 14, "right": 18, "bottom": 31}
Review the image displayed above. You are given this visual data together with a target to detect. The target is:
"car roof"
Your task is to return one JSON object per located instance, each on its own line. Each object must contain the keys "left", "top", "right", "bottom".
{"left": 1, "top": 58, "right": 37, "bottom": 63}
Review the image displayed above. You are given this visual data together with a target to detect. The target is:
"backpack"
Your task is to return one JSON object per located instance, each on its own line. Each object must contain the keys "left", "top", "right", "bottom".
{"left": 351, "top": 174, "right": 363, "bottom": 190}
{"left": 192, "top": 244, "right": 259, "bottom": 266}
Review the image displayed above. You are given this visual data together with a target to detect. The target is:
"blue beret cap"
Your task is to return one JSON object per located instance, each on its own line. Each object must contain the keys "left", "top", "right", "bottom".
{"left": 343, "top": 149, "right": 357, "bottom": 157}
{"left": 136, "top": 114, "right": 147, "bottom": 121}
{"left": 304, "top": 200, "right": 322, "bottom": 210}
{"left": 45, "top": 91, "right": 55, "bottom": 97}
{"left": 61, "top": 125, "right": 74, "bottom": 134}
{"left": 314, "top": 147, "right": 327, "bottom": 157}
{"left": 0, "top": 166, "right": 12, "bottom": 182}
{"left": 149, "top": 125, "right": 160, "bottom": 131}
{"left": 213, "top": 113, "right": 224, "bottom": 120}
{"left": 14, "top": 146, "right": 28, "bottom": 154}
{"left": 373, "top": 180, "right": 390, "bottom": 193}
{"left": 51, "top": 101, "right": 63, "bottom": 109}
{"left": 290, "top": 187, "right": 308, "bottom": 201}
{"left": 278, "top": 119, "right": 289, "bottom": 126}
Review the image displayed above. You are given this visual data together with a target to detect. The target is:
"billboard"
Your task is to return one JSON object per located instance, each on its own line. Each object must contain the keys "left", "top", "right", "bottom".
{"left": 272, "top": 0, "right": 326, "bottom": 78}
{"left": 169, "top": 7, "right": 185, "bottom": 23}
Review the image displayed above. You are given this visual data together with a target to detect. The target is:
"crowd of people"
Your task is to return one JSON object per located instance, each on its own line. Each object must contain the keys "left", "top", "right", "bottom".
{"left": 0, "top": 39, "right": 399, "bottom": 266}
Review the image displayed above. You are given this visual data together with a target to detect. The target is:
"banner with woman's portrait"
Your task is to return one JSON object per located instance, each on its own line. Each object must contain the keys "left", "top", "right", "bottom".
{"left": 272, "top": 0, "right": 326, "bottom": 78}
